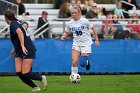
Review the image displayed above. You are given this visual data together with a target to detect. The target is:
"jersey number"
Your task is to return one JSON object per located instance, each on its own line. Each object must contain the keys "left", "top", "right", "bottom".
{"left": 75, "top": 31, "right": 82, "bottom": 36}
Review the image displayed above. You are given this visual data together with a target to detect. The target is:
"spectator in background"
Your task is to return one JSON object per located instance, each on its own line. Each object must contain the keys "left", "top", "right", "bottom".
{"left": 76, "top": 0, "right": 84, "bottom": 15}
{"left": 114, "top": 2, "right": 124, "bottom": 19}
{"left": 66, "top": 1, "right": 71, "bottom": 8}
{"left": 76, "top": 0, "right": 87, "bottom": 15}
{"left": 98, "top": 7, "right": 107, "bottom": 16}
{"left": 58, "top": 0, "right": 71, "bottom": 18}
{"left": 22, "top": 22, "right": 35, "bottom": 41}
{"left": 22, "top": 21, "right": 28, "bottom": 30}
{"left": 85, "top": 3, "right": 98, "bottom": 19}
{"left": 102, "top": 13, "right": 113, "bottom": 35}
{"left": 83, "top": 0, "right": 91, "bottom": 12}
{"left": 76, "top": 0, "right": 82, "bottom": 10}
{"left": 126, "top": 13, "right": 140, "bottom": 39}
{"left": 16, "top": 0, "right": 26, "bottom": 15}
{"left": 80, "top": 0, "right": 91, "bottom": 15}
{"left": 89, "top": 0, "right": 95, "bottom": 6}
{"left": 69, "top": 0, "right": 76, "bottom": 12}
{"left": 37, "top": 11, "right": 49, "bottom": 38}
{"left": 110, "top": 14, "right": 131, "bottom": 39}
{"left": 109, "top": 14, "right": 124, "bottom": 39}
{"left": 76, "top": 0, "right": 82, "bottom": 7}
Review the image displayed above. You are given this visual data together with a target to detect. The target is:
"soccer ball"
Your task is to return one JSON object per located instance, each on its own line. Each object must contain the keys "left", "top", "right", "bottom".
{"left": 69, "top": 73, "right": 81, "bottom": 83}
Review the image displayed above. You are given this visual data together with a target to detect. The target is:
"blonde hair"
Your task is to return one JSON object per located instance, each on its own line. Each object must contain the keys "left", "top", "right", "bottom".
{"left": 72, "top": 5, "right": 81, "bottom": 14}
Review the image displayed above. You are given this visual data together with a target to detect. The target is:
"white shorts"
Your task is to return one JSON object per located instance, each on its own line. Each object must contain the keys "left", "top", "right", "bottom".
{"left": 72, "top": 45, "right": 92, "bottom": 53}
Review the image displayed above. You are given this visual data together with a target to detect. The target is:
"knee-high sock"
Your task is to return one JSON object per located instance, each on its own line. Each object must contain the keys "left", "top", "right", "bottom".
{"left": 16, "top": 72, "right": 37, "bottom": 88}
{"left": 79, "top": 56, "right": 88, "bottom": 67}
{"left": 23, "top": 72, "right": 42, "bottom": 81}
{"left": 71, "top": 67, "right": 78, "bottom": 74}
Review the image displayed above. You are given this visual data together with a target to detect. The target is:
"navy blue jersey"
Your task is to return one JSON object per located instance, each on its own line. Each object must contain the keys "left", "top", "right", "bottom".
{"left": 10, "top": 20, "right": 36, "bottom": 55}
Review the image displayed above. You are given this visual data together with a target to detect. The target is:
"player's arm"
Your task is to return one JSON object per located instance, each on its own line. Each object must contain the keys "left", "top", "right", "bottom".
{"left": 61, "top": 31, "right": 70, "bottom": 40}
{"left": 61, "top": 22, "right": 71, "bottom": 40}
{"left": 16, "top": 28, "right": 28, "bottom": 55}
{"left": 91, "top": 26, "right": 100, "bottom": 46}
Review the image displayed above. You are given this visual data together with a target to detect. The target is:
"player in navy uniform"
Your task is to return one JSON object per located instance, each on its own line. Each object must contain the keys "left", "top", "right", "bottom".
{"left": 4, "top": 10, "right": 47, "bottom": 91}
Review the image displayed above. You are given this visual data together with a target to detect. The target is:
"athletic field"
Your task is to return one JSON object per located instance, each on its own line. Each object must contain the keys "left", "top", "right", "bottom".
{"left": 0, "top": 75, "right": 140, "bottom": 93}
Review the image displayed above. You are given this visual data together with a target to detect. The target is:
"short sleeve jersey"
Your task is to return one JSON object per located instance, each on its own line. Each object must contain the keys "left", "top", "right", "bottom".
{"left": 10, "top": 20, "right": 36, "bottom": 55}
{"left": 66, "top": 17, "right": 93, "bottom": 46}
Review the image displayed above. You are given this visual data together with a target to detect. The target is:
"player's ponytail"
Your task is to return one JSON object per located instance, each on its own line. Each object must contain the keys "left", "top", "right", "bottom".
{"left": 4, "top": 10, "right": 17, "bottom": 21}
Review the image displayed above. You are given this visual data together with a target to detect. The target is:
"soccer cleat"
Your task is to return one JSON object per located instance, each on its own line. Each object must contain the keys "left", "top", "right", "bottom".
{"left": 41, "top": 75, "right": 48, "bottom": 90}
{"left": 86, "top": 59, "right": 90, "bottom": 70}
{"left": 32, "top": 87, "right": 40, "bottom": 92}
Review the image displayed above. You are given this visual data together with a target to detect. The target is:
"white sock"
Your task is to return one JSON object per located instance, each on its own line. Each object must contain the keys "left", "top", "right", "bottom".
{"left": 71, "top": 67, "right": 78, "bottom": 74}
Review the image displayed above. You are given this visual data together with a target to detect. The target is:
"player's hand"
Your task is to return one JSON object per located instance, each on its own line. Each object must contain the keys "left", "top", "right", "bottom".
{"left": 61, "top": 35, "right": 65, "bottom": 40}
{"left": 10, "top": 49, "right": 15, "bottom": 57}
{"left": 95, "top": 41, "right": 100, "bottom": 47}
{"left": 22, "top": 46, "right": 28, "bottom": 55}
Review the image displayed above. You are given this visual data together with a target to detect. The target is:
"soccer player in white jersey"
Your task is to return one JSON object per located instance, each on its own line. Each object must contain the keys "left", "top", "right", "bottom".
{"left": 61, "top": 6, "right": 99, "bottom": 74}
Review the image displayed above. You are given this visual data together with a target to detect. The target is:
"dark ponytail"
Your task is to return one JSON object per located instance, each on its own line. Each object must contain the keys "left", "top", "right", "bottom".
{"left": 4, "top": 10, "right": 17, "bottom": 21}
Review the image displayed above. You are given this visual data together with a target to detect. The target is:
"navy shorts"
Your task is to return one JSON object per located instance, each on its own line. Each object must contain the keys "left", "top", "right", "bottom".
{"left": 15, "top": 52, "right": 36, "bottom": 59}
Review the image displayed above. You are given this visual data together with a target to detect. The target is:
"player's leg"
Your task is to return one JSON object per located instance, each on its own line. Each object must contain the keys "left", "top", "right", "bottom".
{"left": 22, "top": 58, "right": 47, "bottom": 90}
{"left": 79, "top": 45, "right": 91, "bottom": 70}
{"left": 71, "top": 49, "right": 81, "bottom": 74}
{"left": 15, "top": 58, "right": 38, "bottom": 89}
{"left": 22, "top": 59, "right": 42, "bottom": 80}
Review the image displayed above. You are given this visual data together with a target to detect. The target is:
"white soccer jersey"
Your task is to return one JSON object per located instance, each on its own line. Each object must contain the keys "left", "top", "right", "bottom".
{"left": 66, "top": 17, "right": 93, "bottom": 46}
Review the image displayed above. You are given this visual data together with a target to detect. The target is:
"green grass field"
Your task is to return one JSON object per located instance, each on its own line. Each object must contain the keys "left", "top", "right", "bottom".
{"left": 0, "top": 75, "right": 140, "bottom": 93}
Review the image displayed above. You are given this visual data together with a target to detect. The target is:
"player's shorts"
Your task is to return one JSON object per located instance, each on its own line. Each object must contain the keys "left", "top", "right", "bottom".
{"left": 72, "top": 45, "right": 92, "bottom": 53}
{"left": 15, "top": 52, "right": 36, "bottom": 59}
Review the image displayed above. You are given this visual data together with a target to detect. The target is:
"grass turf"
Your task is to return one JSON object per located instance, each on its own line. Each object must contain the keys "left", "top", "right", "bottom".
{"left": 0, "top": 75, "right": 140, "bottom": 93}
